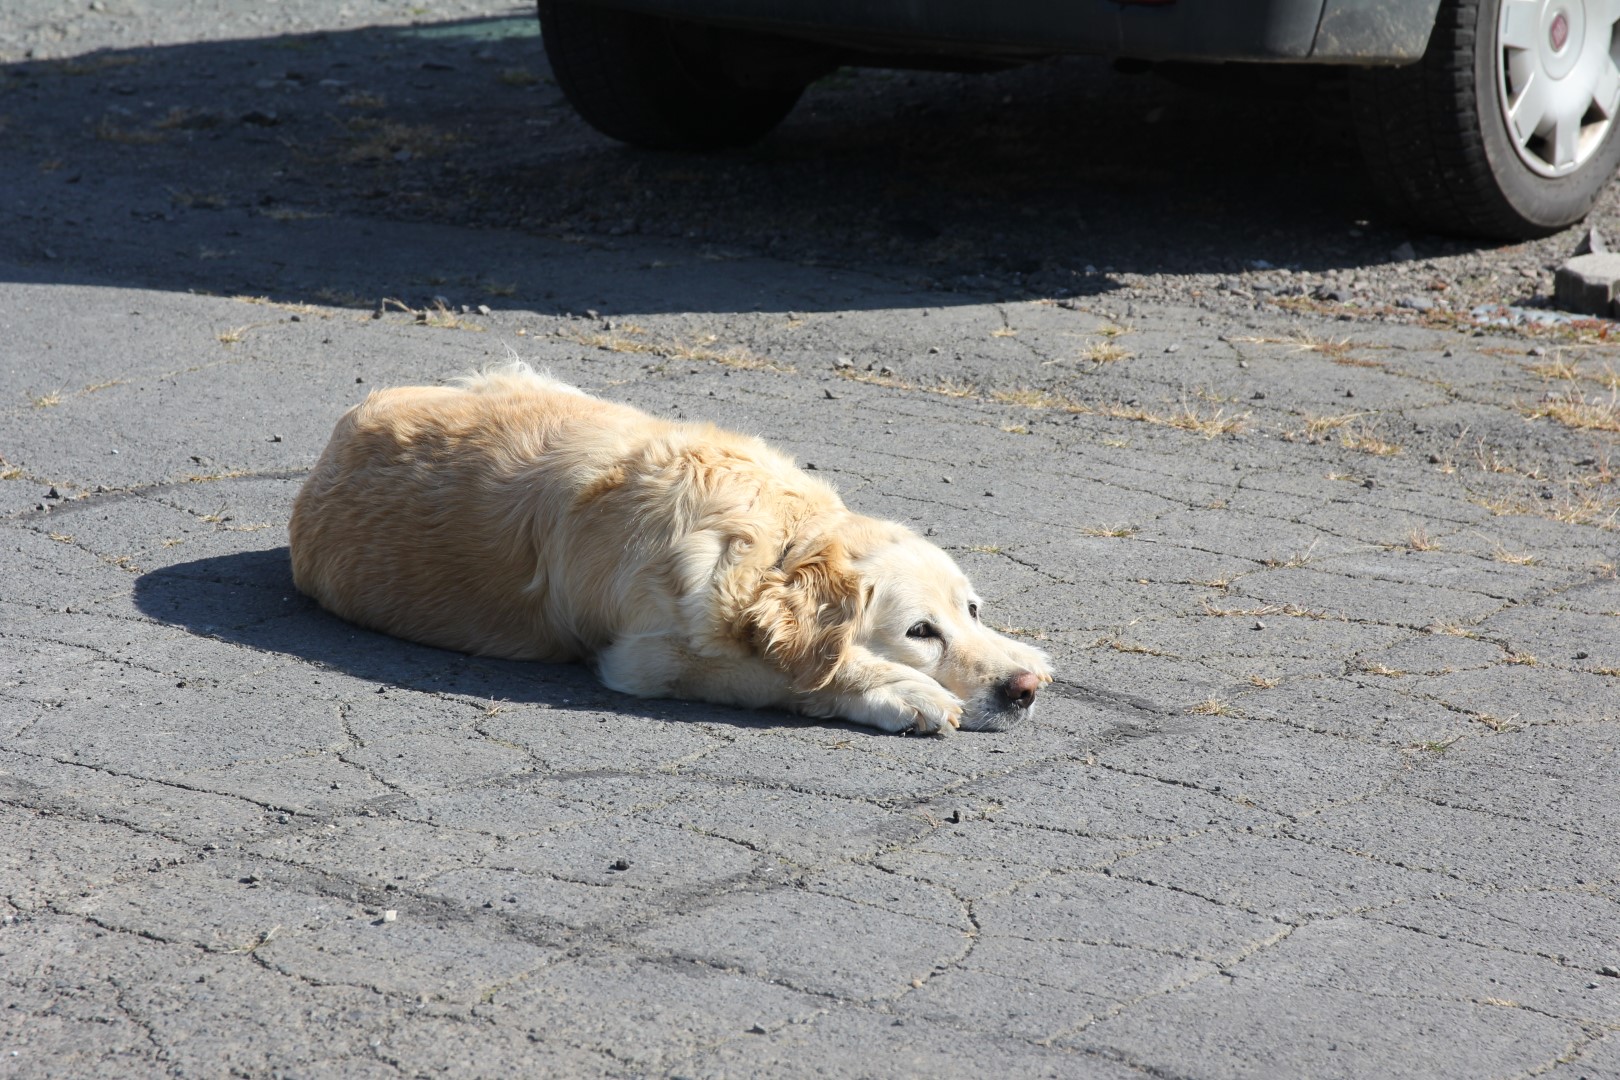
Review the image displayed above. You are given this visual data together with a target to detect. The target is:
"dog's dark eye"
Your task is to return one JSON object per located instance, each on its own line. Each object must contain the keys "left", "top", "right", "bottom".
{"left": 968, "top": 602, "right": 979, "bottom": 621}
{"left": 907, "top": 621, "right": 940, "bottom": 640}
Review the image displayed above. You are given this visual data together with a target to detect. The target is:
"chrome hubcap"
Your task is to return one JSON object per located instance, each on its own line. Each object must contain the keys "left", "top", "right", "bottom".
{"left": 1497, "top": 0, "right": 1620, "bottom": 176}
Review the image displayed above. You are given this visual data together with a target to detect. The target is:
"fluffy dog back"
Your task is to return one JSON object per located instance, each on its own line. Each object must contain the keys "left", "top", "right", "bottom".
{"left": 289, "top": 364, "right": 850, "bottom": 667}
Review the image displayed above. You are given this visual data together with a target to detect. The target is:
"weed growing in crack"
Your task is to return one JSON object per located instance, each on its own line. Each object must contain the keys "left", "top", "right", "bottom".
{"left": 1470, "top": 711, "right": 1519, "bottom": 732}
{"left": 1523, "top": 387, "right": 1620, "bottom": 433}
{"left": 1404, "top": 736, "right": 1463, "bottom": 754}
{"left": 381, "top": 298, "right": 484, "bottom": 332}
{"left": 1233, "top": 332, "right": 1356, "bottom": 359}
{"left": 1339, "top": 422, "right": 1401, "bottom": 457}
{"left": 1405, "top": 527, "right": 1441, "bottom": 552}
{"left": 1201, "top": 599, "right": 1335, "bottom": 620}
{"left": 989, "top": 386, "right": 1069, "bottom": 409}
{"left": 1262, "top": 537, "right": 1321, "bottom": 569}
{"left": 1105, "top": 638, "right": 1164, "bottom": 656}
{"left": 1079, "top": 340, "right": 1133, "bottom": 365}
{"left": 1290, "top": 411, "right": 1361, "bottom": 442}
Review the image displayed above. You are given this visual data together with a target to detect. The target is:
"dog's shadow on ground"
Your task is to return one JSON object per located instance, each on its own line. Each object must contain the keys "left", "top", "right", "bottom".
{"left": 133, "top": 547, "right": 813, "bottom": 734}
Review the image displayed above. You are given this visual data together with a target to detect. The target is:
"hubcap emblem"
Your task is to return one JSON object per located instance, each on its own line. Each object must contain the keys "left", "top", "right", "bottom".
{"left": 1550, "top": 10, "right": 1570, "bottom": 51}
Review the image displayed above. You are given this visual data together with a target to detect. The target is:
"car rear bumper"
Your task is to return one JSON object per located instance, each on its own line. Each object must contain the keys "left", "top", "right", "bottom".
{"left": 561, "top": 0, "right": 1442, "bottom": 64}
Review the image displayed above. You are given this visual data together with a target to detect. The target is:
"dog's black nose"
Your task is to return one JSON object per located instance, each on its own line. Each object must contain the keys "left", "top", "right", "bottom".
{"left": 999, "top": 671, "right": 1040, "bottom": 709}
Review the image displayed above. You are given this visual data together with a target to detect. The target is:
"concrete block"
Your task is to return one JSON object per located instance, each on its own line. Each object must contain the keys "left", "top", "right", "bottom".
{"left": 1553, "top": 252, "right": 1620, "bottom": 315}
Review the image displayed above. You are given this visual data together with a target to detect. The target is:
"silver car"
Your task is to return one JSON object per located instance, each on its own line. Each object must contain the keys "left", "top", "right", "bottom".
{"left": 536, "top": 0, "right": 1620, "bottom": 239}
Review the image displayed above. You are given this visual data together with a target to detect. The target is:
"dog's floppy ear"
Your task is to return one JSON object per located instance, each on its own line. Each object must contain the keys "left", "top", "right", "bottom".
{"left": 741, "top": 532, "right": 863, "bottom": 691}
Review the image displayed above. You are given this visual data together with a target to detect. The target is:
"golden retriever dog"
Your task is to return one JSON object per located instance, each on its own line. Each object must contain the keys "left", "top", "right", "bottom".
{"left": 289, "top": 364, "right": 1051, "bottom": 734}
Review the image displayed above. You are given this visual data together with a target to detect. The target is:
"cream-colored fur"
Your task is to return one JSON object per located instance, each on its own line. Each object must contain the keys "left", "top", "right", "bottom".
{"left": 289, "top": 365, "right": 1052, "bottom": 734}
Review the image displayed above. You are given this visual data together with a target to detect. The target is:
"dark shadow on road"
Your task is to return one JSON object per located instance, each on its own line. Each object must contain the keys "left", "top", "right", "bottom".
{"left": 0, "top": 13, "right": 1499, "bottom": 316}
{"left": 131, "top": 547, "right": 864, "bottom": 734}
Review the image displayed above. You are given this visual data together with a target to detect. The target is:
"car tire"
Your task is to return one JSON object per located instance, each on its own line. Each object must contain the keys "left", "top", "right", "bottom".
{"left": 536, "top": 0, "right": 810, "bottom": 150}
{"left": 1349, "top": 0, "right": 1620, "bottom": 239}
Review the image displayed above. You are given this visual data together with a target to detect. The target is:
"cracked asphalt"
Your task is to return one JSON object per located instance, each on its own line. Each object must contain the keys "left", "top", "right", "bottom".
{"left": 4, "top": 2, "right": 1620, "bottom": 1078}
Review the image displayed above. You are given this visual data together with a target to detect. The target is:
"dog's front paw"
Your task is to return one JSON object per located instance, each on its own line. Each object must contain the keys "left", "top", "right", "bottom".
{"left": 899, "top": 677, "right": 963, "bottom": 735}
{"left": 800, "top": 668, "right": 963, "bottom": 735}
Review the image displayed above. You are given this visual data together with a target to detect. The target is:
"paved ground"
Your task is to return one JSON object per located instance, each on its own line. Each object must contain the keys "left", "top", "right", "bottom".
{"left": 4, "top": 3, "right": 1620, "bottom": 1078}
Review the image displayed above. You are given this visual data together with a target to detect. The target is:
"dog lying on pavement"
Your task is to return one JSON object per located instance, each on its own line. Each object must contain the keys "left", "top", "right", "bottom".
{"left": 289, "top": 364, "right": 1051, "bottom": 734}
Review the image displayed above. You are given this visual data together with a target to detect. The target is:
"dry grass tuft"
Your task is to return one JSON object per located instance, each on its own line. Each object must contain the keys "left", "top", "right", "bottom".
{"left": 1187, "top": 698, "right": 1233, "bottom": 717}
{"left": 1234, "top": 332, "right": 1356, "bottom": 358}
{"left": 1262, "top": 537, "right": 1321, "bottom": 569}
{"left": 1129, "top": 402, "right": 1249, "bottom": 438}
{"left": 1296, "top": 412, "right": 1362, "bottom": 442}
{"left": 933, "top": 376, "right": 980, "bottom": 398}
{"left": 1340, "top": 424, "right": 1401, "bottom": 456}
{"left": 1105, "top": 638, "right": 1164, "bottom": 656}
{"left": 1081, "top": 523, "right": 1138, "bottom": 538}
{"left": 573, "top": 327, "right": 793, "bottom": 374}
{"left": 1405, "top": 527, "right": 1441, "bottom": 552}
{"left": 1524, "top": 354, "right": 1581, "bottom": 381}
{"left": 1200, "top": 599, "right": 1335, "bottom": 621}
{"left": 837, "top": 368, "right": 911, "bottom": 390}
{"left": 1080, "top": 340, "right": 1133, "bottom": 365}
{"left": 1469, "top": 711, "right": 1518, "bottom": 732}
{"left": 989, "top": 386, "right": 1070, "bottom": 409}
{"left": 1524, "top": 389, "right": 1620, "bottom": 433}
{"left": 380, "top": 298, "right": 484, "bottom": 332}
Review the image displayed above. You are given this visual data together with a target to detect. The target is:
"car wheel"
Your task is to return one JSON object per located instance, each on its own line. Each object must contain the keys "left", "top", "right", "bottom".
{"left": 1350, "top": 0, "right": 1620, "bottom": 238}
{"left": 536, "top": 0, "right": 812, "bottom": 150}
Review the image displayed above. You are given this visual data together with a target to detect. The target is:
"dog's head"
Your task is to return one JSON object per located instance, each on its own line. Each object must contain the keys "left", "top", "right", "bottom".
{"left": 742, "top": 518, "right": 1052, "bottom": 729}
{"left": 849, "top": 523, "right": 1053, "bottom": 730}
